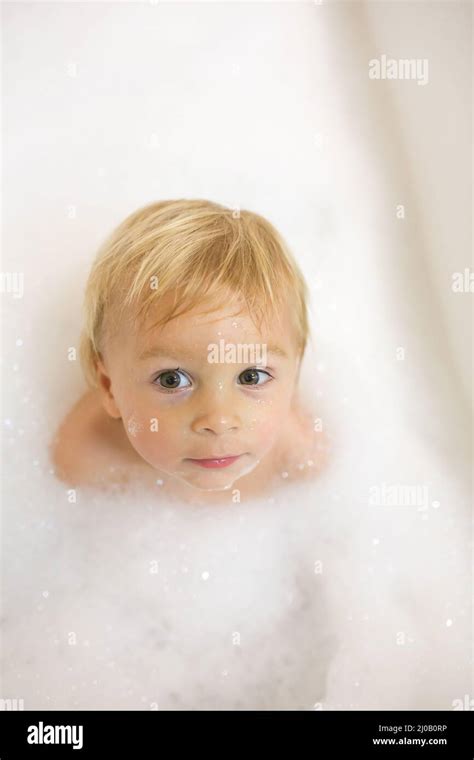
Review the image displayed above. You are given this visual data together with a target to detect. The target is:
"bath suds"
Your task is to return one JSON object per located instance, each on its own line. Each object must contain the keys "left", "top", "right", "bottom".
{"left": 1, "top": 323, "right": 469, "bottom": 709}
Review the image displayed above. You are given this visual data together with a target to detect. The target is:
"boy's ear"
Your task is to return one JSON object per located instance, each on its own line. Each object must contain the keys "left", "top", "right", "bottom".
{"left": 95, "top": 356, "right": 122, "bottom": 419}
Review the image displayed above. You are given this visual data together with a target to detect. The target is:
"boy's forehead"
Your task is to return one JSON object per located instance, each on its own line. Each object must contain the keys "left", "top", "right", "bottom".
{"left": 128, "top": 297, "right": 295, "bottom": 357}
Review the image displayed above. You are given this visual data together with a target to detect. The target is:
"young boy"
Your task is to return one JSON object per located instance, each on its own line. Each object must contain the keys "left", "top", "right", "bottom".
{"left": 51, "top": 199, "right": 326, "bottom": 504}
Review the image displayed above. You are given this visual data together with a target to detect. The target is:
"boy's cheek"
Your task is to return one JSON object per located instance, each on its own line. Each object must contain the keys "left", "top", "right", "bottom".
{"left": 247, "top": 399, "right": 288, "bottom": 432}
{"left": 246, "top": 415, "right": 282, "bottom": 452}
{"left": 125, "top": 428, "right": 180, "bottom": 471}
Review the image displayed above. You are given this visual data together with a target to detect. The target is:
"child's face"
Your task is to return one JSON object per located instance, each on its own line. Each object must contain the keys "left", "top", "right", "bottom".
{"left": 98, "top": 293, "right": 302, "bottom": 492}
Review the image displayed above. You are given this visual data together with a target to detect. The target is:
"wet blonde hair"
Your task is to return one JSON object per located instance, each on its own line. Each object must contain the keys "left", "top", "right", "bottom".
{"left": 80, "top": 199, "right": 309, "bottom": 387}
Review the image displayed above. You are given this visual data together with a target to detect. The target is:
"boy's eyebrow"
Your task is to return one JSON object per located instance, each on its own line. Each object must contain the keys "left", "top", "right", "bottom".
{"left": 139, "top": 346, "right": 196, "bottom": 362}
{"left": 138, "top": 343, "right": 288, "bottom": 361}
{"left": 266, "top": 344, "right": 288, "bottom": 358}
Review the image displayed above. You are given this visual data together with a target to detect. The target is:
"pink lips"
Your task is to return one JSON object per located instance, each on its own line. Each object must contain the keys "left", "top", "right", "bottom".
{"left": 186, "top": 455, "right": 242, "bottom": 469}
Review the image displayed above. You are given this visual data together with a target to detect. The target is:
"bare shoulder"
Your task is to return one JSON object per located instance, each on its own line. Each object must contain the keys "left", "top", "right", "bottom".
{"left": 277, "top": 402, "right": 330, "bottom": 483}
{"left": 49, "top": 389, "right": 137, "bottom": 487}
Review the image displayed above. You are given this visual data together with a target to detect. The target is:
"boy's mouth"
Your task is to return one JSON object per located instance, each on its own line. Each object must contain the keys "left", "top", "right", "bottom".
{"left": 185, "top": 455, "right": 244, "bottom": 469}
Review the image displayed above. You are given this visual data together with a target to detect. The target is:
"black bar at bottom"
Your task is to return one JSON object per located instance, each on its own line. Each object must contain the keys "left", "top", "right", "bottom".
{"left": 0, "top": 709, "right": 472, "bottom": 757}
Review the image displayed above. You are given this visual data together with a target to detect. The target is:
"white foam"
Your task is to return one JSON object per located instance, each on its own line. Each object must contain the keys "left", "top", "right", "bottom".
{"left": 1, "top": 320, "right": 470, "bottom": 709}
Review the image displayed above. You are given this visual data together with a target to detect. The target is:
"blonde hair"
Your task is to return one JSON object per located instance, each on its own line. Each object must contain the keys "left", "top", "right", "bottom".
{"left": 80, "top": 199, "right": 309, "bottom": 387}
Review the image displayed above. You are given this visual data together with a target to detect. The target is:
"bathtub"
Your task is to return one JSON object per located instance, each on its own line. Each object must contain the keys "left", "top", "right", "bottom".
{"left": 1, "top": 0, "right": 471, "bottom": 710}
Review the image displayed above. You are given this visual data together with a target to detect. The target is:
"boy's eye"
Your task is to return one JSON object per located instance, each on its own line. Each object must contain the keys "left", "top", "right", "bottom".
{"left": 153, "top": 368, "right": 191, "bottom": 390}
{"left": 238, "top": 368, "right": 272, "bottom": 386}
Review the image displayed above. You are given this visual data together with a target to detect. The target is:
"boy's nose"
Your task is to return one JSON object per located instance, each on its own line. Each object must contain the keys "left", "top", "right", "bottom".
{"left": 190, "top": 383, "right": 243, "bottom": 435}
{"left": 191, "top": 405, "right": 241, "bottom": 435}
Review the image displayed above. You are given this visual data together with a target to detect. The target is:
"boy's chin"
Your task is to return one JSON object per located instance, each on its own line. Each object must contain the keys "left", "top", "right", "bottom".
{"left": 194, "top": 482, "right": 235, "bottom": 492}
{"left": 174, "top": 458, "right": 261, "bottom": 493}
{"left": 179, "top": 473, "right": 241, "bottom": 492}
